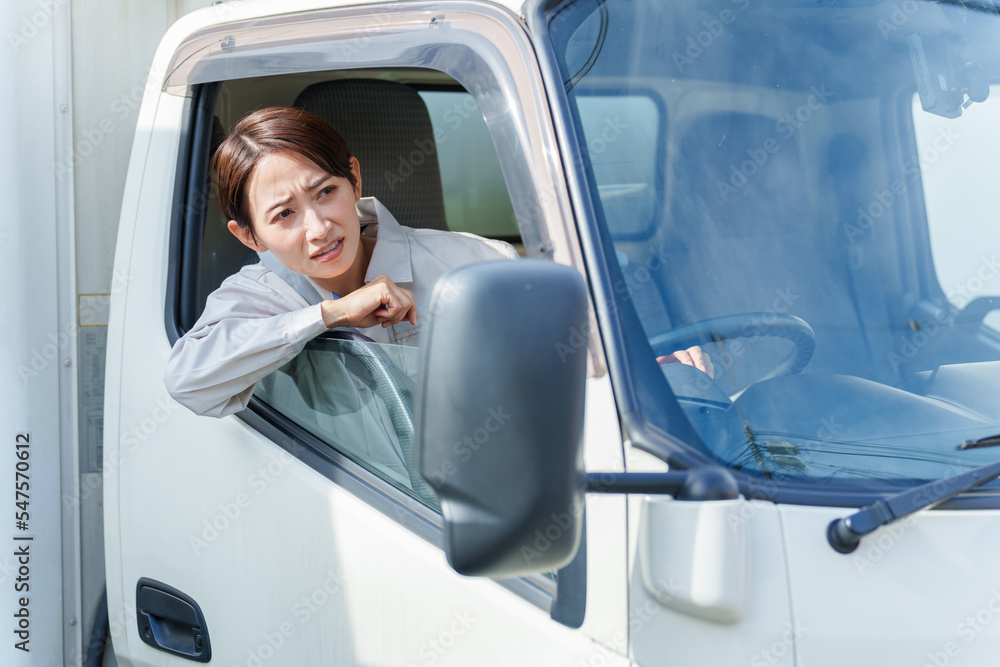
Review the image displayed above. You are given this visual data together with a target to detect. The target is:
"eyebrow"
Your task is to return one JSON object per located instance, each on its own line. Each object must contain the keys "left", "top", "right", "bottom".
{"left": 264, "top": 175, "right": 331, "bottom": 216}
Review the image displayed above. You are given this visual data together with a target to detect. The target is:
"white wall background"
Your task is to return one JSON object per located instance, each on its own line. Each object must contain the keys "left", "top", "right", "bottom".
{"left": 2, "top": 2, "right": 217, "bottom": 665}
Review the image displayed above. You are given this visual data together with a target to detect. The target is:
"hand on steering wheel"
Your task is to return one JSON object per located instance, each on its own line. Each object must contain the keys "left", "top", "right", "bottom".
{"left": 650, "top": 313, "right": 816, "bottom": 396}
{"left": 657, "top": 345, "right": 715, "bottom": 378}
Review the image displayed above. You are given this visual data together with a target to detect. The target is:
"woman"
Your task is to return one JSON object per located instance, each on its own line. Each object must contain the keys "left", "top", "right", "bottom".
{"left": 164, "top": 106, "right": 519, "bottom": 417}
{"left": 165, "top": 106, "right": 711, "bottom": 418}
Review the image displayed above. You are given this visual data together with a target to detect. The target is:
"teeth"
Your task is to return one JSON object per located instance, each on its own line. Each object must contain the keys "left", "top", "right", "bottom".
{"left": 316, "top": 240, "right": 340, "bottom": 257}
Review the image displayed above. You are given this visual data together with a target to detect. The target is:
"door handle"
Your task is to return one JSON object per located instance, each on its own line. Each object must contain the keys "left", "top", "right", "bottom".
{"left": 136, "top": 578, "right": 212, "bottom": 662}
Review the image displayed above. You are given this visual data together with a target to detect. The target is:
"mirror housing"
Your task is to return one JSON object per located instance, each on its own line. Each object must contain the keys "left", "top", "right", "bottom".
{"left": 415, "top": 259, "right": 589, "bottom": 578}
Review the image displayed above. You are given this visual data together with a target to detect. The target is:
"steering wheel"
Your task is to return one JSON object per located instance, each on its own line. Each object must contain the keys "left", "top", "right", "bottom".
{"left": 649, "top": 313, "right": 816, "bottom": 387}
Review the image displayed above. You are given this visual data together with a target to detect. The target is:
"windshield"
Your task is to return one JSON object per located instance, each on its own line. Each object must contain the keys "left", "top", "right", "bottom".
{"left": 545, "top": 0, "right": 1000, "bottom": 492}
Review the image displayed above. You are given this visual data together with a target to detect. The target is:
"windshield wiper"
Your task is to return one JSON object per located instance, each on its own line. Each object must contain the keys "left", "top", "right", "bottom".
{"left": 827, "top": 458, "right": 1000, "bottom": 553}
{"left": 930, "top": 0, "right": 1000, "bottom": 16}
{"left": 958, "top": 434, "right": 1000, "bottom": 450}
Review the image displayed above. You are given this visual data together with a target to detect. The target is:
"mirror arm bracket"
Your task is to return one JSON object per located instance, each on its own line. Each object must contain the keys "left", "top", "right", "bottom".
{"left": 584, "top": 467, "right": 738, "bottom": 500}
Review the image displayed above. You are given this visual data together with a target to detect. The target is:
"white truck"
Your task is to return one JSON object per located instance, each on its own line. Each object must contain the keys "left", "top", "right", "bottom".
{"left": 7, "top": 0, "right": 1000, "bottom": 665}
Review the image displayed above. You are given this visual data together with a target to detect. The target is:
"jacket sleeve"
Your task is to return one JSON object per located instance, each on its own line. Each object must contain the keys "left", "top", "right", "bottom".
{"left": 163, "top": 273, "right": 329, "bottom": 418}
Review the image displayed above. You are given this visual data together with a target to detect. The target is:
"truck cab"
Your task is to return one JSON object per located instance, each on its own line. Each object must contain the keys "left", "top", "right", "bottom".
{"left": 105, "top": 0, "right": 1000, "bottom": 664}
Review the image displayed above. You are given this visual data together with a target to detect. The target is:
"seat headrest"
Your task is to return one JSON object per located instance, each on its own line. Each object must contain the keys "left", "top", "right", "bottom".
{"left": 674, "top": 112, "right": 810, "bottom": 237}
{"left": 294, "top": 79, "right": 448, "bottom": 230}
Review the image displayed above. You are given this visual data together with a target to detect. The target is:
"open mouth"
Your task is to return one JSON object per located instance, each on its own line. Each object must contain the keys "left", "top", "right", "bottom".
{"left": 312, "top": 238, "right": 342, "bottom": 260}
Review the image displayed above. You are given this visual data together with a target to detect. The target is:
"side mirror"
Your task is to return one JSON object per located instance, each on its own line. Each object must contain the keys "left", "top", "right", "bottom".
{"left": 415, "top": 259, "right": 589, "bottom": 578}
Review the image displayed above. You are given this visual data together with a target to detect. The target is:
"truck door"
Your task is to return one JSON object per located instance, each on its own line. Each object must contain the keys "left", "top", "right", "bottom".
{"left": 104, "top": 3, "right": 628, "bottom": 665}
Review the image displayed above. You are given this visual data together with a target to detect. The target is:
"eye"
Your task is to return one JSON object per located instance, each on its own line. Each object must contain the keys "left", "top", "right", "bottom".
{"left": 272, "top": 208, "right": 293, "bottom": 223}
{"left": 320, "top": 185, "right": 336, "bottom": 197}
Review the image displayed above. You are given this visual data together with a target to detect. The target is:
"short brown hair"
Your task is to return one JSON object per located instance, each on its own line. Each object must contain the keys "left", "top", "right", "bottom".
{"left": 211, "top": 106, "right": 358, "bottom": 241}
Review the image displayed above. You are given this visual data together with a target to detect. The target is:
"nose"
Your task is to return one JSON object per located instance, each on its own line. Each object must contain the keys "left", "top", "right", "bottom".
{"left": 302, "top": 205, "right": 332, "bottom": 242}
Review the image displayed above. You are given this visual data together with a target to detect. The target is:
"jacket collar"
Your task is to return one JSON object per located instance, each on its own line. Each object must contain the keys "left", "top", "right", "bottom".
{"left": 358, "top": 197, "right": 413, "bottom": 284}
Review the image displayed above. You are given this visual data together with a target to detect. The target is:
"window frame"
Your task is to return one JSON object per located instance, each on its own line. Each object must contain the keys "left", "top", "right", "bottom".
{"left": 163, "top": 2, "right": 591, "bottom": 626}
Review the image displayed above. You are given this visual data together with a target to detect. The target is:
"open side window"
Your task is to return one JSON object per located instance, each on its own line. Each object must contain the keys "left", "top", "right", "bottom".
{"left": 167, "top": 63, "right": 584, "bottom": 626}
{"left": 186, "top": 73, "right": 522, "bottom": 332}
{"left": 180, "top": 71, "right": 520, "bottom": 506}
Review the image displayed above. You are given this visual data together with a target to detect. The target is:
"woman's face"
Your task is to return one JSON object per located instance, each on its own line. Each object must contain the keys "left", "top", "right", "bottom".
{"left": 228, "top": 150, "right": 363, "bottom": 287}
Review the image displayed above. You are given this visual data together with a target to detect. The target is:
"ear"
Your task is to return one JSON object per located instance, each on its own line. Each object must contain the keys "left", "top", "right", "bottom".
{"left": 350, "top": 156, "right": 363, "bottom": 202}
{"left": 227, "top": 219, "right": 267, "bottom": 252}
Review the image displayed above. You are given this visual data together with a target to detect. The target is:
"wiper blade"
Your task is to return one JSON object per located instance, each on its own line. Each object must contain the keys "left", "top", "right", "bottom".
{"left": 930, "top": 0, "right": 1000, "bottom": 16}
{"left": 958, "top": 434, "right": 1000, "bottom": 450}
{"left": 827, "top": 458, "right": 1000, "bottom": 554}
